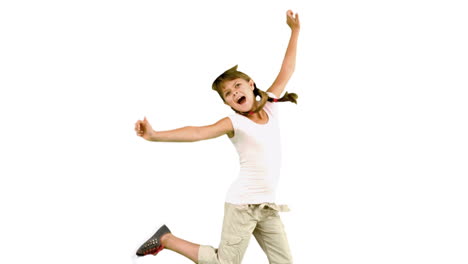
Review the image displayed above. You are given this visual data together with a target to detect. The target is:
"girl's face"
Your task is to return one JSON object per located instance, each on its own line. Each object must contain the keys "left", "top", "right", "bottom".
{"left": 221, "top": 78, "right": 255, "bottom": 112}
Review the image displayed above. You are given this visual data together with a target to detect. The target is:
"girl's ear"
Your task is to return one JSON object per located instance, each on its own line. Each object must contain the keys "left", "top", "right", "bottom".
{"left": 249, "top": 79, "right": 255, "bottom": 90}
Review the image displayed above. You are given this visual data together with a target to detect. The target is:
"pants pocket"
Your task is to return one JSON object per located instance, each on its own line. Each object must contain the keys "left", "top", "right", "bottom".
{"left": 219, "top": 235, "right": 247, "bottom": 264}
{"left": 225, "top": 236, "right": 243, "bottom": 246}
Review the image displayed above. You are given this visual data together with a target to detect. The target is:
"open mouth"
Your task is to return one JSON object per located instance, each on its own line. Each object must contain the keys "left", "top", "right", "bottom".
{"left": 237, "top": 96, "right": 246, "bottom": 105}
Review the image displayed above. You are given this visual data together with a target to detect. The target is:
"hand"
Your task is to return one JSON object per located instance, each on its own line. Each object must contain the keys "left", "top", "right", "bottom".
{"left": 286, "top": 10, "right": 300, "bottom": 31}
{"left": 135, "top": 116, "right": 155, "bottom": 141}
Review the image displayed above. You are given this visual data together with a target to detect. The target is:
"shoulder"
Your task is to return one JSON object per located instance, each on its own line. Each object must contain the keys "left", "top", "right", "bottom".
{"left": 266, "top": 87, "right": 282, "bottom": 99}
{"left": 218, "top": 116, "right": 235, "bottom": 138}
{"left": 266, "top": 92, "right": 278, "bottom": 99}
{"left": 214, "top": 117, "right": 234, "bottom": 131}
{"left": 264, "top": 92, "right": 279, "bottom": 115}
{"left": 203, "top": 117, "right": 234, "bottom": 139}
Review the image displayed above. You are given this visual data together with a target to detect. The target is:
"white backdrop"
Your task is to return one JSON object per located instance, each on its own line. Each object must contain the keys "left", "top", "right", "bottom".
{"left": 1, "top": 0, "right": 467, "bottom": 263}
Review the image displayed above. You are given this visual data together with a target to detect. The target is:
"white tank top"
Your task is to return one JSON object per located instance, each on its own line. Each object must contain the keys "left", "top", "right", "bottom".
{"left": 226, "top": 92, "right": 281, "bottom": 204}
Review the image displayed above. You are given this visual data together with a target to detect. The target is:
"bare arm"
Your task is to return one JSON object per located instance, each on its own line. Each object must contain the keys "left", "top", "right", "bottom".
{"left": 135, "top": 117, "right": 234, "bottom": 142}
{"left": 267, "top": 10, "right": 300, "bottom": 98}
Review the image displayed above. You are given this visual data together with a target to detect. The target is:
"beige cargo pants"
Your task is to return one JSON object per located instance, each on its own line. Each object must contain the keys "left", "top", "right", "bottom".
{"left": 198, "top": 202, "right": 293, "bottom": 264}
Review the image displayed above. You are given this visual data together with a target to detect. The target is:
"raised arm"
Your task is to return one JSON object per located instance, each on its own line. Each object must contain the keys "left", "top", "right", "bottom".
{"left": 135, "top": 117, "right": 234, "bottom": 142}
{"left": 267, "top": 10, "right": 300, "bottom": 98}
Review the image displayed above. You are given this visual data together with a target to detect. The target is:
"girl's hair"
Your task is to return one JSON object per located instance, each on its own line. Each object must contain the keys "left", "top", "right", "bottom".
{"left": 212, "top": 65, "right": 298, "bottom": 115}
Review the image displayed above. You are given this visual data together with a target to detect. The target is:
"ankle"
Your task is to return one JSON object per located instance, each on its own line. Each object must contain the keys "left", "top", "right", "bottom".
{"left": 160, "top": 233, "right": 173, "bottom": 247}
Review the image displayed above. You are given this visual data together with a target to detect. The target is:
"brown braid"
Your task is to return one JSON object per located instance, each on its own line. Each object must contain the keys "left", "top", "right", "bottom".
{"left": 212, "top": 65, "right": 298, "bottom": 115}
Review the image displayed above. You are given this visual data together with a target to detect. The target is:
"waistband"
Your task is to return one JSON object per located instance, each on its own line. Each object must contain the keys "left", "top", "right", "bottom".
{"left": 229, "top": 202, "right": 290, "bottom": 212}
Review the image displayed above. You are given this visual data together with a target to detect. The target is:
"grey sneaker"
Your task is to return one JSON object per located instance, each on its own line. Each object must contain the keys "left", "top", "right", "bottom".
{"left": 136, "top": 225, "right": 171, "bottom": 257}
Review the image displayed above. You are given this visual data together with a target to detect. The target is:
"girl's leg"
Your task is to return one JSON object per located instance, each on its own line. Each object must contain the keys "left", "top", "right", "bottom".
{"left": 198, "top": 203, "right": 257, "bottom": 264}
{"left": 253, "top": 210, "right": 293, "bottom": 264}
{"left": 156, "top": 203, "right": 256, "bottom": 264}
{"left": 161, "top": 233, "right": 200, "bottom": 263}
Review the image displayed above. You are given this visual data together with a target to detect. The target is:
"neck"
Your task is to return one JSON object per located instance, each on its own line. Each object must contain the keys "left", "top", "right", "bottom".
{"left": 249, "top": 109, "right": 267, "bottom": 120}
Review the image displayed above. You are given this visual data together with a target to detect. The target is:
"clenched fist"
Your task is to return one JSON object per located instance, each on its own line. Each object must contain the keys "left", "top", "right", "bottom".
{"left": 286, "top": 10, "right": 300, "bottom": 31}
{"left": 135, "top": 117, "right": 155, "bottom": 141}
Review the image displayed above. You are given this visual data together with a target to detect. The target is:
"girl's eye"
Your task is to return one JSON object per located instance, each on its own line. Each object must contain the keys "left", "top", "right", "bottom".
{"left": 225, "top": 92, "right": 230, "bottom": 97}
{"left": 236, "top": 83, "right": 240, "bottom": 87}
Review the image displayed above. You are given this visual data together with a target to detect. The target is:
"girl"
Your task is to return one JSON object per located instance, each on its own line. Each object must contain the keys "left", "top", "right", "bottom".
{"left": 134, "top": 10, "right": 300, "bottom": 264}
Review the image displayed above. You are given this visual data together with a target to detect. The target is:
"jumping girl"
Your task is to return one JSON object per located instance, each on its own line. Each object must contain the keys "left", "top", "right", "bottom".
{"left": 134, "top": 9, "right": 300, "bottom": 264}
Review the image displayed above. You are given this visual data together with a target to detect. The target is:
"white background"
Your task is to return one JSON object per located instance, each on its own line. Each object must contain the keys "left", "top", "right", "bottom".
{"left": 1, "top": 0, "right": 467, "bottom": 263}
